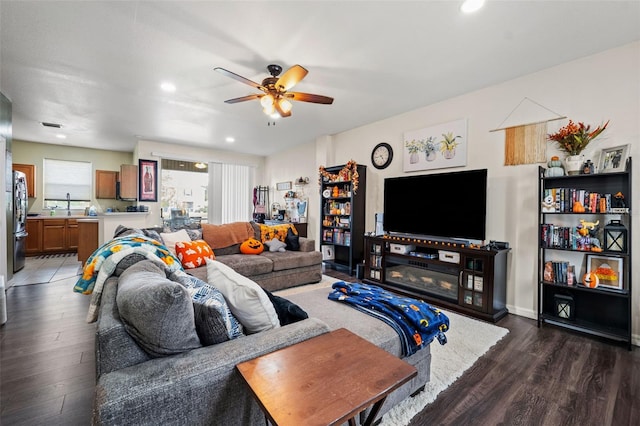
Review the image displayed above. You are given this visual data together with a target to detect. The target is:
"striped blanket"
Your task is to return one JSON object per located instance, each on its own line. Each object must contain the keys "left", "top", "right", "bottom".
{"left": 328, "top": 282, "right": 449, "bottom": 356}
{"left": 73, "top": 235, "right": 183, "bottom": 323}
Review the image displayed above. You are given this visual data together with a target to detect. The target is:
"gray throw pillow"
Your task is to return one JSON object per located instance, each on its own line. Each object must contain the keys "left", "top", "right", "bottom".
{"left": 176, "top": 274, "right": 244, "bottom": 345}
{"left": 116, "top": 260, "right": 202, "bottom": 357}
{"left": 264, "top": 239, "right": 286, "bottom": 252}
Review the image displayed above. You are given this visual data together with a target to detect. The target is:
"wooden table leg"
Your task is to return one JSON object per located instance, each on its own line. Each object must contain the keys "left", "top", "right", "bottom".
{"left": 362, "top": 397, "right": 387, "bottom": 426}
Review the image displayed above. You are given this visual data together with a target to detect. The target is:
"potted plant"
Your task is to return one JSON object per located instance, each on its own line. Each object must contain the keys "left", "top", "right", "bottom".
{"left": 420, "top": 137, "right": 437, "bottom": 161}
{"left": 439, "top": 132, "right": 460, "bottom": 159}
{"left": 405, "top": 139, "right": 421, "bottom": 164}
{"left": 547, "top": 119, "right": 609, "bottom": 175}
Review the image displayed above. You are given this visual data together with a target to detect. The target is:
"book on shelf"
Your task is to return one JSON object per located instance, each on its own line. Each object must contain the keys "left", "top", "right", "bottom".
{"left": 543, "top": 260, "right": 574, "bottom": 285}
{"left": 543, "top": 187, "right": 618, "bottom": 213}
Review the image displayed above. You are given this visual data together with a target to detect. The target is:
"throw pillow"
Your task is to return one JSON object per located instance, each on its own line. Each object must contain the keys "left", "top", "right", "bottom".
{"left": 240, "top": 238, "right": 264, "bottom": 254}
{"left": 160, "top": 229, "right": 191, "bottom": 256}
{"left": 262, "top": 289, "right": 309, "bottom": 326}
{"left": 285, "top": 227, "right": 300, "bottom": 251}
{"left": 175, "top": 239, "right": 215, "bottom": 269}
{"left": 259, "top": 224, "right": 296, "bottom": 243}
{"left": 177, "top": 274, "right": 244, "bottom": 345}
{"left": 116, "top": 260, "right": 202, "bottom": 357}
{"left": 264, "top": 238, "right": 286, "bottom": 252}
{"left": 205, "top": 258, "right": 280, "bottom": 334}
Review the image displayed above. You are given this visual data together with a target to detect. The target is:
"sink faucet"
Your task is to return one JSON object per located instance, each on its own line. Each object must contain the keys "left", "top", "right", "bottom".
{"left": 66, "top": 193, "right": 71, "bottom": 216}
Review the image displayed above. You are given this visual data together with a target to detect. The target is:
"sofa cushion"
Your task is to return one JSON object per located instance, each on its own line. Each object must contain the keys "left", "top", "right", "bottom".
{"left": 259, "top": 223, "right": 296, "bottom": 243}
{"left": 177, "top": 274, "right": 244, "bottom": 345}
{"left": 240, "top": 238, "right": 264, "bottom": 254}
{"left": 113, "top": 224, "right": 165, "bottom": 244}
{"left": 175, "top": 240, "right": 215, "bottom": 269}
{"left": 160, "top": 229, "right": 192, "bottom": 256}
{"left": 263, "top": 289, "right": 309, "bottom": 325}
{"left": 116, "top": 260, "right": 202, "bottom": 357}
{"left": 262, "top": 250, "right": 323, "bottom": 272}
{"left": 285, "top": 227, "right": 300, "bottom": 251}
{"left": 264, "top": 239, "right": 286, "bottom": 252}
{"left": 216, "top": 253, "right": 273, "bottom": 276}
{"left": 205, "top": 259, "right": 280, "bottom": 334}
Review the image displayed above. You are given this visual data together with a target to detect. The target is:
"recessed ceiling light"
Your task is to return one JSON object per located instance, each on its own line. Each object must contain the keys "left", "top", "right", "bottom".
{"left": 225, "top": 137, "right": 235, "bottom": 143}
{"left": 461, "top": 0, "right": 485, "bottom": 13}
{"left": 56, "top": 134, "right": 66, "bottom": 139}
{"left": 160, "top": 82, "right": 176, "bottom": 93}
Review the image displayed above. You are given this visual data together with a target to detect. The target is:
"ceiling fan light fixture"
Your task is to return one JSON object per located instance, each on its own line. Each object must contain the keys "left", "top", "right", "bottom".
{"left": 278, "top": 98, "right": 293, "bottom": 114}
{"left": 263, "top": 104, "right": 275, "bottom": 115}
{"left": 260, "top": 94, "right": 274, "bottom": 108}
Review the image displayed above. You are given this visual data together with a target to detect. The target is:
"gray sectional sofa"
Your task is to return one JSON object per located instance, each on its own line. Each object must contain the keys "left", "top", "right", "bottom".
{"left": 91, "top": 223, "right": 433, "bottom": 425}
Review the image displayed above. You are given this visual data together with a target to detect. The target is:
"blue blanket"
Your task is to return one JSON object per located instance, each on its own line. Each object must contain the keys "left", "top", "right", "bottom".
{"left": 328, "top": 282, "right": 449, "bottom": 356}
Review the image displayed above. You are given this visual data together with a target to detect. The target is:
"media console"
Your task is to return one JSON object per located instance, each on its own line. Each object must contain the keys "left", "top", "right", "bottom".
{"left": 363, "top": 234, "right": 510, "bottom": 322}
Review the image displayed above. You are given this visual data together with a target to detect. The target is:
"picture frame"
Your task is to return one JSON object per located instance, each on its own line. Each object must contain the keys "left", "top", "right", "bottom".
{"left": 276, "top": 181, "right": 292, "bottom": 191}
{"left": 586, "top": 254, "right": 623, "bottom": 290}
{"left": 403, "top": 118, "right": 468, "bottom": 172}
{"left": 138, "top": 159, "right": 158, "bottom": 202}
{"left": 597, "top": 144, "right": 629, "bottom": 174}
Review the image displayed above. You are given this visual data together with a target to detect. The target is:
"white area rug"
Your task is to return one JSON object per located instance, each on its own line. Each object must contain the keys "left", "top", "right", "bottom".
{"left": 278, "top": 276, "right": 509, "bottom": 426}
{"left": 380, "top": 310, "right": 509, "bottom": 425}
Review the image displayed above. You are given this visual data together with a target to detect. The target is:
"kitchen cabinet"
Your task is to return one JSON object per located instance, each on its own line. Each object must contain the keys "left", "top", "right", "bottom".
{"left": 26, "top": 219, "right": 43, "bottom": 255}
{"left": 77, "top": 219, "right": 98, "bottom": 265}
{"left": 27, "top": 218, "right": 80, "bottom": 255}
{"left": 96, "top": 170, "right": 118, "bottom": 199}
{"left": 119, "top": 164, "right": 138, "bottom": 200}
{"left": 13, "top": 163, "right": 36, "bottom": 198}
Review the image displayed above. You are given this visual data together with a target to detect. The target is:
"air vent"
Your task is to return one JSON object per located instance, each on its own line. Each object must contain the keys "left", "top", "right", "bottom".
{"left": 41, "top": 122, "right": 62, "bottom": 128}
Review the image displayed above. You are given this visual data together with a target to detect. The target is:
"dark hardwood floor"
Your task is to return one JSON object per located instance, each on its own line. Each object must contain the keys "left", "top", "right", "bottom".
{"left": 1, "top": 266, "right": 638, "bottom": 426}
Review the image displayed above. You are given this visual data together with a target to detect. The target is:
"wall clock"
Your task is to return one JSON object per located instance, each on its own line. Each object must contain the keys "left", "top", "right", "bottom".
{"left": 371, "top": 142, "right": 393, "bottom": 169}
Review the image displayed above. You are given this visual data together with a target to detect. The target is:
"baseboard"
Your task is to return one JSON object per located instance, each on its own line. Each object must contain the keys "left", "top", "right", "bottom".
{"left": 505, "top": 305, "right": 536, "bottom": 320}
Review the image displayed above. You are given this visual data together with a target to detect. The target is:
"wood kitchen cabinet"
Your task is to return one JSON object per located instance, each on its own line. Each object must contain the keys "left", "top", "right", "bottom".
{"left": 77, "top": 219, "right": 99, "bottom": 265}
{"left": 13, "top": 163, "right": 36, "bottom": 198}
{"left": 26, "top": 219, "right": 43, "bottom": 255}
{"left": 26, "top": 218, "right": 79, "bottom": 255}
{"left": 119, "top": 164, "right": 138, "bottom": 200}
{"left": 96, "top": 170, "right": 118, "bottom": 199}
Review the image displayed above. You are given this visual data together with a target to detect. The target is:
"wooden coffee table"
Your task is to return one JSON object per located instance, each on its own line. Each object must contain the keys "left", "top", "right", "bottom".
{"left": 236, "top": 328, "right": 418, "bottom": 426}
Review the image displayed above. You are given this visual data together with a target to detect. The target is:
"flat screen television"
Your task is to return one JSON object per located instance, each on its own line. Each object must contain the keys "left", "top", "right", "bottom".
{"left": 383, "top": 168, "right": 488, "bottom": 242}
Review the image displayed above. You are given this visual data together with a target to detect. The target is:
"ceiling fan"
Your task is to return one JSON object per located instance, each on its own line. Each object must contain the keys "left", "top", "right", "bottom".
{"left": 214, "top": 64, "right": 334, "bottom": 118}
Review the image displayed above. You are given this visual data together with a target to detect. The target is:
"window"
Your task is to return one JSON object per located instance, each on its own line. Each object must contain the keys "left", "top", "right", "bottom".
{"left": 43, "top": 159, "right": 92, "bottom": 210}
{"left": 209, "top": 163, "right": 254, "bottom": 224}
{"left": 160, "top": 160, "right": 208, "bottom": 222}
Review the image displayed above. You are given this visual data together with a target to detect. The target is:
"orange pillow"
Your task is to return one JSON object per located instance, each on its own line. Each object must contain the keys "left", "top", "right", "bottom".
{"left": 175, "top": 240, "right": 215, "bottom": 269}
{"left": 259, "top": 224, "right": 297, "bottom": 243}
{"left": 240, "top": 238, "right": 264, "bottom": 254}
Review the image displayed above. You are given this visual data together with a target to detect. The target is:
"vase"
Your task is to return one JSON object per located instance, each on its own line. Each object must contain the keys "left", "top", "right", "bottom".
{"left": 409, "top": 152, "right": 419, "bottom": 164}
{"left": 443, "top": 148, "right": 456, "bottom": 159}
{"left": 565, "top": 155, "right": 583, "bottom": 176}
{"left": 425, "top": 151, "right": 436, "bottom": 162}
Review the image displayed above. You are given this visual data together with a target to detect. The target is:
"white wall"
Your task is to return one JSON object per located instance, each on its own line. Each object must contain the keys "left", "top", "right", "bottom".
{"left": 267, "top": 41, "right": 640, "bottom": 342}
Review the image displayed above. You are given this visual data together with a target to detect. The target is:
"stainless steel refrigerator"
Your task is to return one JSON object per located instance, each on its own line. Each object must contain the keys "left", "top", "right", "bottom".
{"left": 13, "top": 170, "right": 28, "bottom": 272}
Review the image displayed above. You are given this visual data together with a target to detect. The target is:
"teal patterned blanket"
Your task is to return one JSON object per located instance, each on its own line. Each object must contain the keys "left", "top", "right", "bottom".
{"left": 73, "top": 235, "right": 183, "bottom": 323}
{"left": 328, "top": 282, "right": 449, "bottom": 356}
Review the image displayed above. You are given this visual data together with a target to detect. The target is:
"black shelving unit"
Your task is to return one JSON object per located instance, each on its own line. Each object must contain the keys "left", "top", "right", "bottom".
{"left": 537, "top": 158, "right": 632, "bottom": 349}
{"left": 319, "top": 164, "right": 366, "bottom": 274}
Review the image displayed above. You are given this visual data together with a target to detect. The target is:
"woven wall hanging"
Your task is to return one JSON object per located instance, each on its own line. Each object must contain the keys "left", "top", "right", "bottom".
{"left": 491, "top": 98, "right": 565, "bottom": 166}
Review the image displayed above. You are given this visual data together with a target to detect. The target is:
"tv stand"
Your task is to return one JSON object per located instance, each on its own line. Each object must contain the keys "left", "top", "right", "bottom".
{"left": 364, "top": 234, "right": 510, "bottom": 322}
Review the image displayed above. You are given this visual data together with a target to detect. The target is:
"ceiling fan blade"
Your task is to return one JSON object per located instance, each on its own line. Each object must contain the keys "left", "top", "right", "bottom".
{"left": 224, "top": 94, "right": 262, "bottom": 104}
{"left": 214, "top": 67, "right": 266, "bottom": 91}
{"left": 276, "top": 65, "right": 308, "bottom": 91}
{"left": 274, "top": 100, "right": 292, "bottom": 118}
{"left": 287, "top": 92, "right": 334, "bottom": 104}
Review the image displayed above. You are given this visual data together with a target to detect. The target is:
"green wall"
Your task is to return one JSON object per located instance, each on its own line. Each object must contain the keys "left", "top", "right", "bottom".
{"left": 12, "top": 140, "right": 134, "bottom": 213}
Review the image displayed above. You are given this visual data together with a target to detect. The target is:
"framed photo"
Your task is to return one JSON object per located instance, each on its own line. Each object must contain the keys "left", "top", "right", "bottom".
{"left": 586, "top": 254, "right": 623, "bottom": 290}
{"left": 597, "top": 144, "right": 629, "bottom": 174}
{"left": 403, "top": 118, "right": 467, "bottom": 172}
{"left": 138, "top": 159, "right": 158, "bottom": 202}
{"left": 276, "top": 181, "right": 292, "bottom": 191}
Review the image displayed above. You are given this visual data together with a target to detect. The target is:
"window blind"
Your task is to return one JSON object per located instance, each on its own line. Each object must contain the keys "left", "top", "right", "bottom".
{"left": 44, "top": 159, "right": 92, "bottom": 201}
{"left": 208, "top": 163, "right": 254, "bottom": 224}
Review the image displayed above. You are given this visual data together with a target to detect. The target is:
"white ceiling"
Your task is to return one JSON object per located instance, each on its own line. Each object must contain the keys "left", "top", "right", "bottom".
{"left": 1, "top": 1, "right": 639, "bottom": 156}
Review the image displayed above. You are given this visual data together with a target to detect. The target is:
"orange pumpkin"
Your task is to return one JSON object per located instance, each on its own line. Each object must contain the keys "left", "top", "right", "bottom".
{"left": 573, "top": 201, "right": 586, "bottom": 213}
{"left": 582, "top": 272, "right": 599, "bottom": 288}
{"left": 240, "top": 238, "right": 264, "bottom": 255}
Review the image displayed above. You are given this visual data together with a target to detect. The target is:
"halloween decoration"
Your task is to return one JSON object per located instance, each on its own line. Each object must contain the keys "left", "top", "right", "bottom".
{"left": 240, "top": 238, "right": 264, "bottom": 255}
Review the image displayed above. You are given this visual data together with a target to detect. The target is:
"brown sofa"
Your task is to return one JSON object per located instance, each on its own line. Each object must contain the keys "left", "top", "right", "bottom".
{"left": 183, "top": 221, "right": 323, "bottom": 292}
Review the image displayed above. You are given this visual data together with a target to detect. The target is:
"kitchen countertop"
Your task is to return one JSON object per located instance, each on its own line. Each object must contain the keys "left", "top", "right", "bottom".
{"left": 27, "top": 212, "right": 149, "bottom": 219}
